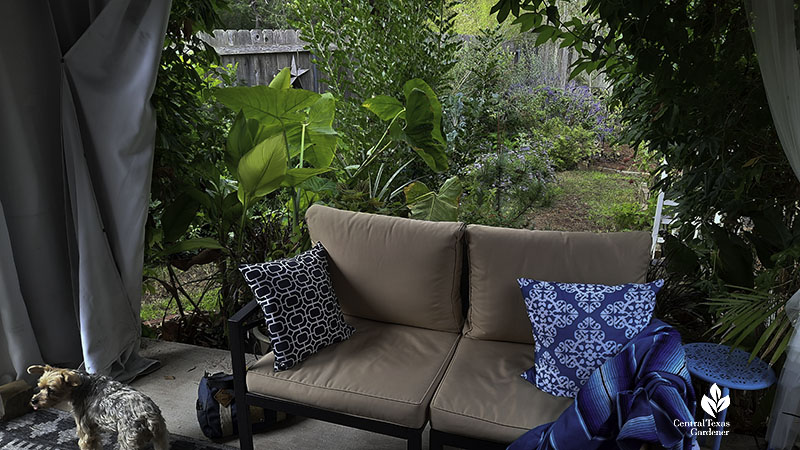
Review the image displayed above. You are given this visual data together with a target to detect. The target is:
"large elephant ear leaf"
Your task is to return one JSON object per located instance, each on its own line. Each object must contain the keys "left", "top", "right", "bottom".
{"left": 403, "top": 79, "right": 443, "bottom": 144}
{"left": 363, "top": 95, "right": 405, "bottom": 121}
{"left": 304, "top": 93, "right": 337, "bottom": 168}
{"left": 221, "top": 191, "right": 243, "bottom": 231}
{"left": 237, "top": 134, "right": 288, "bottom": 205}
{"left": 225, "top": 111, "right": 261, "bottom": 175}
{"left": 404, "top": 89, "right": 448, "bottom": 172}
{"left": 280, "top": 168, "right": 331, "bottom": 187}
{"left": 269, "top": 67, "right": 292, "bottom": 89}
{"left": 404, "top": 176, "right": 461, "bottom": 221}
{"left": 216, "top": 85, "right": 319, "bottom": 130}
{"left": 161, "top": 193, "right": 200, "bottom": 243}
{"left": 159, "top": 237, "right": 225, "bottom": 257}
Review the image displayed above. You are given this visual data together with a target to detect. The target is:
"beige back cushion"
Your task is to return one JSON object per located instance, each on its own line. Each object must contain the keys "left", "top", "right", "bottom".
{"left": 464, "top": 224, "right": 651, "bottom": 343}
{"left": 306, "top": 205, "right": 465, "bottom": 332}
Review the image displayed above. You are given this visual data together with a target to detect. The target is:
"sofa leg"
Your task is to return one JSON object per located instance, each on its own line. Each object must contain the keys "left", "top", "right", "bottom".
{"left": 229, "top": 315, "right": 254, "bottom": 450}
{"left": 407, "top": 429, "right": 422, "bottom": 450}
{"left": 429, "top": 429, "right": 444, "bottom": 450}
{"left": 236, "top": 403, "right": 254, "bottom": 450}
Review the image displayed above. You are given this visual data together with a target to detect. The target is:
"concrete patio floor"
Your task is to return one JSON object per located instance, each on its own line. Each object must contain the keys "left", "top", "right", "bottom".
{"left": 132, "top": 338, "right": 428, "bottom": 449}
{"left": 130, "top": 339, "right": 767, "bottom": 450}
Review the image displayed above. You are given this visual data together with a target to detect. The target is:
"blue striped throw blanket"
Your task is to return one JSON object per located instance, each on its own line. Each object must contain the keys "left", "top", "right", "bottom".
{"left": 508, "top": 319, "right": 696, "bottom": 450}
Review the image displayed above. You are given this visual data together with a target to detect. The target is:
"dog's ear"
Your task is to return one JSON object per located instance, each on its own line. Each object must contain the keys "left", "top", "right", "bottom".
{"left": 27, "top": 365, "right": 47, "bottom": 376}
{"left": 63, "top": 370, "right": 81, "bottom": 387}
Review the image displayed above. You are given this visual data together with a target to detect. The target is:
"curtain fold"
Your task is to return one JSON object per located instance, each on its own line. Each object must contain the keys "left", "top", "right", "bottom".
{"left": 60, "top": 0, "right": 171, "bottom": 380}
{"left": 746, "top": 0, "right": 800, "bottom": 181}
{"left": 746, "top": 1, "right": 800, "bottom": 449}
{"left": 0, "top": 0, "right": 171, "bottom": 383}
{"left": 0, "top": 0, "right": 84, "bottom": 382}
{"left": 767, "top": 291, "right": 800, "bottom": 450}
{"left": 0, "top": 200, "right": 44, "bottom": 386}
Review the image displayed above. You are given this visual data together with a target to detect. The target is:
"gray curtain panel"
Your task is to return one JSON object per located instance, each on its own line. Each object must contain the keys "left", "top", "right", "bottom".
{"left": 0, "top": 0, "right": 171, "bottom": 383}
{"left": 747, "top": 1, "right": 800, "bottom": 448}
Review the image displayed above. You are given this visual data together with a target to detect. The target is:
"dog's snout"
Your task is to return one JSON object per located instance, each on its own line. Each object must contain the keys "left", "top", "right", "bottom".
{"left": 30, "top": 392, "right": 41, "bottom": 410}
{"left": 30, "top": 387, "right": 43, "bottom": 405}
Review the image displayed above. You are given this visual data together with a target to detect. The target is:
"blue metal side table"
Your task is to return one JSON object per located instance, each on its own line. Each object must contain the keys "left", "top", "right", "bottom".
{"left": 683, "top": 343, "right": 777, "bottom": 450}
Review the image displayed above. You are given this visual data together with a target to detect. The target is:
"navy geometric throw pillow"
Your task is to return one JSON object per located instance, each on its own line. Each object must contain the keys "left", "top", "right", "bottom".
{"left": 518, "top": 279, "right": 663, "bottom": 398}
{"left": 240, "top": 243, "right": 354, "bottom": 371}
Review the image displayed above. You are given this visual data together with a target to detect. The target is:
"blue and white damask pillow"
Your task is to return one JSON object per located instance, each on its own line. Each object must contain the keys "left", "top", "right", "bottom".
{"left": 240, "top": 243, "right": 355, "bottom": 372}
{"left": 518, "top": 278, "right": 663, "bottom": 398}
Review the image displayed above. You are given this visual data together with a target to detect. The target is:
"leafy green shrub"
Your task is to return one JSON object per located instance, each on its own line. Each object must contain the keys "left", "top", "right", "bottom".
{"left": 502, "top": 81, "right": 616, "bottom": 170}
{"left": 450, "top": 27, "right": 511, "bottom": 99}
{"left": 607, "top": 197, "right": 656, "bottom": 232}
{"left": 145, "top": 0, "right": 239, "bottom": 326}
{"left": 149, "top": 0, "right": 234, "bottom": 259}
{"left": 218, "top": 0, "right": 290, "bottom": 29}
{"left": 460, "top": 137, "right": 556, "bottom": 228}
{"left": 443, "top": 28, "right": 514, "bottom": 176}
{"left": 291, "top": 0, "right": 460, "bottom": 193}
{"left": 441, "top": 30, "right": 614, "bottom": 234}
{"left": 442, "top": 92, "right": 496, "bottom": 174}
{"left": 444, "top": 29, "right": 615, "bottom": 178}
{"left": 537, "top": 117, "right": 597, "bottom": 170}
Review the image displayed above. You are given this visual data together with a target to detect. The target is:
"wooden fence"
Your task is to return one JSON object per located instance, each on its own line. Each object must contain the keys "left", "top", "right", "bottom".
{"left": 201, "top": 29, "right": 608, "bottom": 93}
{"left": 477, "top": 35, "right": 609, "bottom": 91}
{"left": 528, "top": 41, "right": 609, "bottom": 91}
{"left": 202, "top": 29, "right": 321, "bottom": 91}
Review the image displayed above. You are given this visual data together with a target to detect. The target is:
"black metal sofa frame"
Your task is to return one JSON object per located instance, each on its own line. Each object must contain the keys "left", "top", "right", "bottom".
{"left": 229, "top": 300, "right": 427, "bottom": 450}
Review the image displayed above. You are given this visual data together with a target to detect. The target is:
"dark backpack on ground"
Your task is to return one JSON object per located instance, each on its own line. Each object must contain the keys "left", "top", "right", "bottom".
{"left": 196, "top": 371, "right": 286, "bottom": 439}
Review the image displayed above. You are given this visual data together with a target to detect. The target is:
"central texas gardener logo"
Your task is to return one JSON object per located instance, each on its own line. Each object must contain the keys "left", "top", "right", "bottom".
{"left": 701, "top": 383, "right": 730, "bottom": 418}
{"left": 673, "top": 383, "right": 731, "bottom": 437}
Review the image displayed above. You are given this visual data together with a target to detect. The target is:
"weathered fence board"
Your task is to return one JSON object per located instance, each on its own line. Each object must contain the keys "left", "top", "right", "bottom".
{"left": 202, "top": 29, "right": 320, "bottom": 90}
{"left": 530, "top": 40, "right": 609, "bottom": 91}
{"left": 474, "top": 35, "right": 608, "bottom": 91}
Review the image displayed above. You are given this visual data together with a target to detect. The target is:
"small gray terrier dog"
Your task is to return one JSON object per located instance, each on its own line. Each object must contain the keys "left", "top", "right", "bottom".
{"left": 28, "top": 365, "right": 169, "bottom": 450}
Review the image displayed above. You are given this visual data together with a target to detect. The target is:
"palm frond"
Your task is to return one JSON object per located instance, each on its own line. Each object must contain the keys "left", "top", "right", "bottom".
{"left": 706, "top": 288, "right": 792, "bottom": 364}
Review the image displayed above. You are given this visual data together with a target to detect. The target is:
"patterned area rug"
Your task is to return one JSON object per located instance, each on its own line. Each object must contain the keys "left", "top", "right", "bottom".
{"left": 0, "top": 409, "right": 235, "bottom": 450}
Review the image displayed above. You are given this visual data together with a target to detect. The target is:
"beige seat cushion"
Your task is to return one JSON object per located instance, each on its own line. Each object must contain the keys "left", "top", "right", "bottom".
{"left": 306, "top": 204, "right": 465, "bottom": 333}
{"left": 430, "top": 337, "right": 573, "bottom": 443}
{"left": 464, "top": 225, "right": 651, "bottom": 344}
{"left": 247, "top": 316, "right": 460, "bottom": 429}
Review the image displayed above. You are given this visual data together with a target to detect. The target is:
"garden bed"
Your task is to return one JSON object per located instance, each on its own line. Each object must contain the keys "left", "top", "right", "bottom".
{"left": 527, "top": 169, "right": 650, "bottom": 233}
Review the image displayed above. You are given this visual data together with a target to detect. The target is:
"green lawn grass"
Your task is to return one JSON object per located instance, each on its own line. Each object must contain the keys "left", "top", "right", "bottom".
{"left": 528, "top": 170, "right": 653, "bottom": 232}
{"left": 140, "top": 289, "right": 220, "bottom": 323}
{"left": 141, "top": 265, "right": 221, "bottom": 323}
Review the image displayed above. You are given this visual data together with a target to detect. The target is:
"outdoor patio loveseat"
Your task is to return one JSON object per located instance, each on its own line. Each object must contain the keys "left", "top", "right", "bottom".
{"left": 229, "top": 204, "right": 652, "bottom": 450}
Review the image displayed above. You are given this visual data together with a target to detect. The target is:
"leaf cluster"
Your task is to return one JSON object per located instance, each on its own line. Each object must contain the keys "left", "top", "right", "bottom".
{"left": 217, "top": 0, "right": 292, "bottom": 29}
{"left": 362, "top": 79, "right": 449, "bottom": 174}
{"left": 492, "top": 0, "right": 800, "bottom": 361}
{"left": 148, "top": 0, "right": 233, "bottom": 262}
{"left": 216, "top": 68, "right": 335, "bottom": 223}
{"left": 459, "top": 135, "right": 556, "bottom": 228}
{"left": 290, "top": 0, "right": 461, "bottom": 192}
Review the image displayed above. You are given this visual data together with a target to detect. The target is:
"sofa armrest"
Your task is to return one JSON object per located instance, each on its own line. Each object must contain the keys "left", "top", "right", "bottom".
{"left": 229, "top": 299, "right": 261, "bottom": 328}
{"left": 229, "top": 300, "right": 262, "bottom": 424}
{"left": 229, "top": 299, "right": 261, "bottom": 374}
